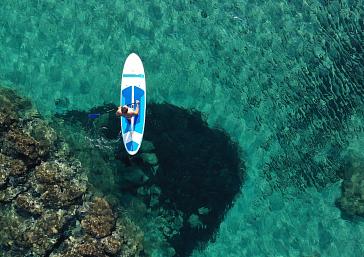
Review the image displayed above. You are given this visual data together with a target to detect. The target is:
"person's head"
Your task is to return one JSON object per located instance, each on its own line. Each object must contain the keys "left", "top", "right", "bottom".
{"left": 122, "top": 106, "right": 128, "bottom": 114}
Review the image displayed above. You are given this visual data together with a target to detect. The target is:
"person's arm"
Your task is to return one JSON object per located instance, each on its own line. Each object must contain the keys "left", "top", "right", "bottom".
{"left": 116, "top": 106, "right": 122, "bottom": 116}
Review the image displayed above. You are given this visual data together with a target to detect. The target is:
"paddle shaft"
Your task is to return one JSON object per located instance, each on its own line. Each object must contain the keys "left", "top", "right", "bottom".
{"left": 88, "top": 102, "right": 139, "bottom": 118}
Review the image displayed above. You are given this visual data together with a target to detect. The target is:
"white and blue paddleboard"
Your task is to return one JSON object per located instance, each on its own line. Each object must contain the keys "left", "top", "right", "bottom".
{"left": 120, "top": 53, "right": 146, "bottom": 155}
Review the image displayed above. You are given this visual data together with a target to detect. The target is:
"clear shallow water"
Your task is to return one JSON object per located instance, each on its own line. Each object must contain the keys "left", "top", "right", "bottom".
{"left": 1, "top": 0, "right": 364, "bottom": 256}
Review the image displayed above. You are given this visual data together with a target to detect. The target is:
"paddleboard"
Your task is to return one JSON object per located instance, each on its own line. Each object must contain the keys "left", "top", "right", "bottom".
{"left": 120, "top": 53, "right": 146, "bottom": 155}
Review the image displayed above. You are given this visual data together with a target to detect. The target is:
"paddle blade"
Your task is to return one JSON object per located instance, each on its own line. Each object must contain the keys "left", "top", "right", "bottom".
{"left": 88, "top": 113, "right": 101, "bottom": 119}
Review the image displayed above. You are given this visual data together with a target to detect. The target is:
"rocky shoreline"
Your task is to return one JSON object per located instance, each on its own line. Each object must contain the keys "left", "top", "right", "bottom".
{"left": 0, "top": 87, "right": 143, "bottom": 257}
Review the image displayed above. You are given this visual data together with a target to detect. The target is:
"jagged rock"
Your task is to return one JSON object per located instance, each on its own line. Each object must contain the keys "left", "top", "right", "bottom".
{"left": 0, "top": 87, "right": 31, "bottom": 111}
{"left": 81, "top": 214, "right": 115, "bottom": 239}
{"left": 66, "top": 237, "right": 108, "bottom": 257}
{"left": 8, "top": 158, "right": 27, "bottom": 177}
{"left": 76, "top": 240, "right": 108, "bottom": 257}
{"left": 35, "top": 161, "right": 68, "bottom": 184}
{"left": 0, "top": 87, "right": 145, "bottom": 257}
{"left": 0, "top": 89, "right": 53, "bottom": 165}
{"left": 34, "top": 161, "right": 87, "bottom": 208}
{"left": 0, "top": 169, "right": 9, "bottom": 188}
{"left": 100, "top": 232, "right": 122, "bottom": 255}
{"left": 0, "top": 154, "right": 27, "bottom": 189}
{"left": 22, "top": 210, "right": 67, "bottom": 255}
{"left": 0, "top": 90, "right": 18, "bottom": 132}
{"left": 0, "top": 155, "right": 10, "bottom": 187}
{"left": 52, "top": 197, "right": 143, "bottom": 257}
{"left": 115, "top": 217, "right": 144, "bottom": 257}
{"left": 0, "top": 184, "right": 28, "bottom": 203}
{"left": 26, "top": 118, "right": 57, "bottom": 152}
{"left": 0, "top": 108, "right": 18, "bottom": 133}
{"left": 81, "top": 197, "right": 115, "bottom": 238}
{"left": 41, "top": 182, "right": 86, "bottom": 208}
{"left": 0, "top": 205, "right": 24, "bottom": 248}
{"left": 51, "top": 236, "right": 107, "bottom": 257}
{"left": 15, "top": 192, "right": 44, "bottom": 216}
{"left": 3, "top": 130, "right": 46, "bottom": 165}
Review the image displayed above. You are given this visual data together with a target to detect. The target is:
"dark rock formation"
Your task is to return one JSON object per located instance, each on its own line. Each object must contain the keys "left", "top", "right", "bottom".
{"left": 32, "top": 160, "right": 87, "bottom": 208}
{"left": 0, "top": 87, "right": 144, "bottom": 257}
{"left": 80, "top": 197, "right": 116, "bottom": 238}
{"left": 54, "top": 102, "right": 244, "bottom": 257}
{"left": 336, "top": 157, "right": 364, "bottom": 217}
{"left": 15, "top": 192, "right": 44, "bottom": 216}
{"left": 52, "top": 197, "right": 143, "bottom": 257}
{"left": 3, "top": 130, "right": 46, "bottom": 165}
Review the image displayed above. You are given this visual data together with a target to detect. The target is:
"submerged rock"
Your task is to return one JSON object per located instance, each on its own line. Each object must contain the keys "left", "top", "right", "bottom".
{"left": 50, "top": 234, "right": 109, "bottom": 257}
{"left": 0, "top": 184, "right": 28, "bottom": 203}
{"left": 0, "top": 87, "right": 54, "bottom": 168}
{"left": 113, "top": 216, "right": 144, "bottom": 257}
{"left": 0, "top": 170, "right": 8, "bottom": 188}
{"left": 100, "top": 231, "right": 122, "bottom": 255}
{"left": 80, "top": 197, "right": 115, "bottom": 238}
{"left": 0, "top": 87, "right": 145, "bottom": 257}
{"left": 22, "top": 210, "right": 67, "bottom": 255}
{"left": 0, "top": 109, "right": 17, "bottom": 132}
{"left": 8, "top": 158, "right": 27, "bottom": 177}
{"left": 336, "top": 158, "right": 364, "bottom": 217}
{"left": 0, "top": 154, "right": 11, "bottom": 187}
{"left": 187, "top": 213, "right": 206, "bottom": 230}
{"left": 15, "top": 192, "right": 44, "bottom": 216}
{"left": 33, "top": 161, "right": 87, "bottom": 208}
{"left": 0, "top": 89, "right": 20, "bottom": 132}
{"left": 0, "top": 153, "right": 29, "bottom": 203}
{"left": 51, "top": 197, "right": 143, "bottom": 257}
{"left": 55, "top": 102, "right": 244, "bottom": 257}
{"left": 25, "top": 118, "right": 58, "bottom": 152}
{"left": 140, "top": 153, "right": 158, "bottom": 166}
{"left": 0, "top": 205, "right": 24, "bottom": 249}
{"left": 3, "top": 130, "right": 46, "bottom": 165}
{"left": 140, "top": 140, "right": 155, "bottom": 153}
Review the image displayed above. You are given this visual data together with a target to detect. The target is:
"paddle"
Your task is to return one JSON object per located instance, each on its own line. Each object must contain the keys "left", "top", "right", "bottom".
{"left": 87, "top": 102, "right": 139, "bottom": 119}
{"left": 87, "top": 108, "right": 114, "bottom": 119}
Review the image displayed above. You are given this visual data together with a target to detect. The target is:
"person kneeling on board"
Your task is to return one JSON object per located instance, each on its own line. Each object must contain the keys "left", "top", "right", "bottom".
{"left": 116, "top": 100, "right": 140, "bottom": 119}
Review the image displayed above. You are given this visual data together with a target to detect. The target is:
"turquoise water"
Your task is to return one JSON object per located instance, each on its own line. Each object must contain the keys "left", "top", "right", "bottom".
{"left": 1, "top": 0, "right": 364, "bottom": 256}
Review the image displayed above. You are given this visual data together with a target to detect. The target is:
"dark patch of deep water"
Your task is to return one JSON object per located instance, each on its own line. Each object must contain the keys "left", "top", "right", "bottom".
{"left": 144, "top": 103, "right": 243, "bottom": 256}
{"left": 55, "top": 103, "right": 244, "bottom": 257}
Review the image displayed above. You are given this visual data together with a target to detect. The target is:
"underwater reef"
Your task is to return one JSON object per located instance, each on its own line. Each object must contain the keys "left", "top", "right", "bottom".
{"left": 52, "top": 102, "right": 243, "bottom": 257}
{"left": 336, "top": 156, "right": 364, "bottom": 218}
{"left": 0, "top": 87, "right": 143, "bottom": 257}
